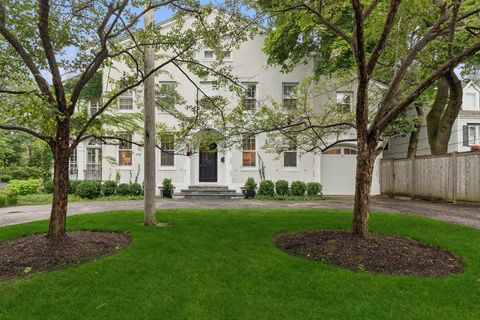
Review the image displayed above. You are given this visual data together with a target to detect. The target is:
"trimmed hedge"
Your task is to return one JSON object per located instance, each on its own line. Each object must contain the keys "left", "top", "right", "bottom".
{"left": 258, "top": 180, "right": 275, "bottom": 197}
{"left": 291, "top": 181, "right": 306, "bottom": 196}
{"left": 69, "top": 180, "right": 82, "bottom": 195}
{"left": 102, "top": 181, "right": 117, "bottom": 196}
{"left": 275, "top": 180, "right": 289, "bottom": 196}
{"left": 75, "top": 180, "right": 101, "bottom": 199}
{"left": 306, "top": 182, "right": 322, "bottom": 196}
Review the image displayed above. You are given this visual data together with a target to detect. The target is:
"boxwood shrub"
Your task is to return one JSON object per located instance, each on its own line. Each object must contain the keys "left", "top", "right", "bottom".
{"left": 43, "top": 180, "right": 54, "bottom": 193}
{"left": 275, "top": 180, "right": 289, "bottom": 196}
{"left": 306, "top": 182, "right": 322, "bottom": 196}
{"left": 116, "top": 183, "right": 131, "bottom": 196}
{"left": 69, "top": 180, "right": 82, "bottom": 195}
{"left": 129, "top": 183, "right": 143, "bottom": 196}
{"left": 258, "top": 180, "right": 275, "bottom": 196}
{"left": 75, "top": 180, "right": 101, "bottom": 199}
{"left": 290, "top": 181, "right": 306, "bottom": 196}
{"left": 101, "top": 181, "right": 117, "bottom": 196}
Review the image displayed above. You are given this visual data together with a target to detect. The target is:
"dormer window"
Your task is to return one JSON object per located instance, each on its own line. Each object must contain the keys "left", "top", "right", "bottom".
{"left": 203, "top": 50, "right": 214, "bottom": 60}
{"left": 464, "top": 92, "right": 478, "bottom": 110}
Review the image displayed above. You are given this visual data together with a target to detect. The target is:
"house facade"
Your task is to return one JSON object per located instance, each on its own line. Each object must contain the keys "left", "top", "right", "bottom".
{"left": 70, "top": 16, "right": 382, "bottom": 196}
{"left": 384, "top": 81, "right": 480, "bottom": 159}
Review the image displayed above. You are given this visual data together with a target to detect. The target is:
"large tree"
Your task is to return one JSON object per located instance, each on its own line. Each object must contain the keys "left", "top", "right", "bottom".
{"left": 0, "top": 0, "right": 253, "bottom": 239}
{"left": 252, "top": 0, "right": 480, "bottom": 236}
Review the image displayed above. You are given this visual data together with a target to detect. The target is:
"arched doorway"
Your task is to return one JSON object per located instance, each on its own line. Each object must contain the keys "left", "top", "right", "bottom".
{"left": 199, "top": 143, "right": 218, "bottom": 182}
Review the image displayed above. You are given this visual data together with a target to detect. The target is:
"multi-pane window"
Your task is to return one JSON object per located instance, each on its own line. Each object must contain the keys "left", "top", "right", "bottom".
{"left": 118, "top": 132, "right": 133, "bottom": 166}
{"left": 69, "top": 148, "right": 78, "bottom": 176}
{"left": 323, "top": 147, "right": 357, "bottom": 155}
{"left": 243, "top": 83, "right": 257, "bottom": 111}
{"left": 283, "top": 83, "right": 298, "bottom": 110}
{"left": 203, "top": 50, "right": 214, "bottom": 59}
{"left": 323, "top": 148, "right": 341, "bottom": 155}
{"left": 119, "top": 91, "right": 133, "bottom": 110}
{"left": 242, "top": 135, "right": 256, "bottom": 167}
{"left": 284, "top": 137, "right": 297, "bottom": 167}
{"left": 89, "top": 98, "right": 99, "bottom": 116}
{"left": 158, "top": 82, "right": 177, "bottom": 112}
{"left": 468, "top": 125, "right": 480, "bottom": 146}
{"left": 336, "top": 91, "right": 353, "bottom": 112}
{"left": 160, "top": 134, "right": 175, "bottom": 166}
{"left": 464, "top": 93, "right": 477, "bottom": 109}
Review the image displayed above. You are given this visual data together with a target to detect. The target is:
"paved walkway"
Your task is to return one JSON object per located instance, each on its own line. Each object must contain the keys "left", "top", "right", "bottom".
{"left": 0, "top": 197, "right": 479, "bottom": 228}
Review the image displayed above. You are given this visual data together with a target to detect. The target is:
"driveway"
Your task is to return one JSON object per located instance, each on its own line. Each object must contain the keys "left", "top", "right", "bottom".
{"left": 0, "top": 196, "right": 479, "bottom": 228}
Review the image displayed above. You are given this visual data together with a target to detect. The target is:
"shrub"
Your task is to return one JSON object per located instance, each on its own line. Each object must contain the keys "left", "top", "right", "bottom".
{"left": 275, "top": 180, "right": 289, "bottom": 196}
{"left": 243, "top": 177, "right": 257, "bottom": 199}
{"left": 291, "top": 181, "right": 306, "bottom": 196}
{"left": 5, "top": 179, "right": 41, "bottom": 196}
{"left": 129, "top": 183, "right": 143, "bottom": 196}
{"left": 117, "top": 183, "right": 131, "bottom": 196}
{"left": 75, "top": 180, "right": 101, "bottom": 199}
{"left": 69, "top": 180, "right": 82, "bottom": 195}
{"left": 162, "top": 178, "right": 173, "bottom": 198}
{"left": 43, "top": 180, "right": 54, "bottom": 193}
{"left": 472, "top": 145, "right": 480, "bottom": 152}
{"left": 0, "top": 189, "right": 18, "bottom": 207}
{"left": 258, "top": 180, "right": 275, "bottom": 197}
{"left": 0, "top": 175, "right": 12, "bottom": 183}
{"left": 102, "top": 181, "right": 117, "bottom": 196}
{"left": 306, "top": 182, "right": 322, "bottom": 196}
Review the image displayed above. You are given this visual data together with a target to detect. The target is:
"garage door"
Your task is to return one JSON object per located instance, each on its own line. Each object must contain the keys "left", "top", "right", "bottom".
{"left": 321, "top": 147, "right": 357, "bottom": 195}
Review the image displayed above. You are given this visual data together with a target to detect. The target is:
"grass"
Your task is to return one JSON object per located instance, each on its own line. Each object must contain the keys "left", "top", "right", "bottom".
{"left": 16, "top": 193, "right": 144, "bottom": 205}
{"left": 1, "top": 209, "right": 480, "bottom": 319}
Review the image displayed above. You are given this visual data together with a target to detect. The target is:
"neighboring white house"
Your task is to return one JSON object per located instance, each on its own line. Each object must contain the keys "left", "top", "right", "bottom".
{"left": 384, "top": 81, "right": 480, "bottom": 159}
{"left": 70, "top": 14, "right": 382, "bottom": 196}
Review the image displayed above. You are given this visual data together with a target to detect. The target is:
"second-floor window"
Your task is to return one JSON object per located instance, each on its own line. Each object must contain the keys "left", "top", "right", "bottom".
{"left": 119, "top": 91, "right": 133, "bottom": 110}
{"left": 89, "top": 99, "right": 99, "bottom": 116}
{"left": 464, "top": 92, "right": 478, "bottom": 110}
{"left": 159, "top": 82, "right": 177, "bottom": 112}
{"left": 243, "top": 83, "right": 257, "bottom": 111}
{"left": 336, "top": 91, "right": 353, "bottom": 112}
{"left": 118, "top": 133, "right": 133, "bottom": 166}
{"left": 284, "top": 137, "right": 297, "bottom": 167}
{"left": 468, "top": 124, "right": 480, "bottom": 146}
{"left": 242, "top": 135, "right": 256, "bottom": 167}
{"left": 283, "top": 83, "right": 298, "bottom": 110}
{"left": 160, "top": 134, "right": 175, "bottom": 166}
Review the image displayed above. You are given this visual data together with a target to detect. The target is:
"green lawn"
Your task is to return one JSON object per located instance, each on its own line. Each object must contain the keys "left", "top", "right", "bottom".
{"left": 0, "top": 209, "right": 479, "bottom": 319}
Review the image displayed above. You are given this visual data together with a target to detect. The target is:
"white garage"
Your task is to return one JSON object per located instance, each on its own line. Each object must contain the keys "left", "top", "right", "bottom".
{"left": 320, "top": 146, "right": 381, "bottom": 196}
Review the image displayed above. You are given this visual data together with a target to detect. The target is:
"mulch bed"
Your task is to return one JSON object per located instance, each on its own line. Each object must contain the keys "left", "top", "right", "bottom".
{"left": 272, "top": 231, "right": 465, "bottom": 277}
{"left": 0, "top": 231, "right": 131, "bottom": 281}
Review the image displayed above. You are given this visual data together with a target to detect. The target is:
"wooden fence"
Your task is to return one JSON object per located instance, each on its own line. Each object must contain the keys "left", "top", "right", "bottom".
{"left": 380, "top": 151, "right": 480, "bottom": 203}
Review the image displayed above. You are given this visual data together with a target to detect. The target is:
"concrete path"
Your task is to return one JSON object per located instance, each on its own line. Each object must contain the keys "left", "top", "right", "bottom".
{"left": 0, "top": 197, "right": 479, "bottom": 228}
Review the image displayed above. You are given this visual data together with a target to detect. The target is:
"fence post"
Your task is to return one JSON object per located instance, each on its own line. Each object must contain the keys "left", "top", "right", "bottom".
{"left": 411, "top": 157, "right": 416, "bottom": 200}
{"left": 389, "top": 158, "right": 395, "bottom": 197}
{"left": 452, "top": 152, "right": 458, "bottom": 204}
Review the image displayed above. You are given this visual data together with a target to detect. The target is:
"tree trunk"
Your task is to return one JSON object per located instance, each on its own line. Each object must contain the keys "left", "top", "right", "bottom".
{"left": 427, "top": 71, "right": 463, "bottom": 155}
{"left": 143, "top": 9, "right": 157, "bottom": 226}
{"left": 407, "top": 105, "right": 425, "bottom": 158}
{"left": 352, "top": 140, "right": 376, "bottom": 237}
{"left": 46, "top": 120, "right": 70, "bottom": 240}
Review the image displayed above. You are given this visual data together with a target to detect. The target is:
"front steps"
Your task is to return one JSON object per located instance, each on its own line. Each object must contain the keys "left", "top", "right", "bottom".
{"left": 173, "top": 185, "right": 243, "bottom": 200}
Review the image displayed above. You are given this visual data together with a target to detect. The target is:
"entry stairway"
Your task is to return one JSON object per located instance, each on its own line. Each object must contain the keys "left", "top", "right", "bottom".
{"left": 173, "top": 185, "right": 243, "bottom": 200}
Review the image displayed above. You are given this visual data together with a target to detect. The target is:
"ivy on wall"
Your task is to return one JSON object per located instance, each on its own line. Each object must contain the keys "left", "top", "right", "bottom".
{"left": 64, "top": 72, "right": 102, "bottom": 100}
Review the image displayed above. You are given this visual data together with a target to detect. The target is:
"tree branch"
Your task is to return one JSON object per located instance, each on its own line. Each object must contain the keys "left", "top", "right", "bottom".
{"left": 0, "top": 124, "right": 51, "bottom": 143}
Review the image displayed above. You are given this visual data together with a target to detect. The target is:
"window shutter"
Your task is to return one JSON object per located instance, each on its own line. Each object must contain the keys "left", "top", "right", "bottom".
{"left": 463, "top": 126, "right": 469, "bottom": 146}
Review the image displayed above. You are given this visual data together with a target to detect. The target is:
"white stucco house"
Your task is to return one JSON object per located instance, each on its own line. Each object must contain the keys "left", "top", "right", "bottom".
{"left": 383, "top": 81, "right": 480, "bottom": 159}
{"left": 69, "top": 14, "right": 383, "bottom": 196}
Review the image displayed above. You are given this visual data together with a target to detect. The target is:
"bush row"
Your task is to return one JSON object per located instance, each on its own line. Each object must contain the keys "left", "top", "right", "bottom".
{"left": 244, "top": 178, "right": 322, "bottom": 198}
{"left": 43, "top": 180, "right": 143, "bottom": 199}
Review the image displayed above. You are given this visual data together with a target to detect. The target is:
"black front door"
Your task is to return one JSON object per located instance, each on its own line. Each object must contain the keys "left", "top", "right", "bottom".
{"left": 199, "top": 143, "right": 217, "bottom": 182}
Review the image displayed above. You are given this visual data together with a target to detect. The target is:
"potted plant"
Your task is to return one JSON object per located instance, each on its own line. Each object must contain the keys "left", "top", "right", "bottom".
{"left": 243, "top": 177, "right": 257, "bottom": 199}
{"left": 162, "top": 178, "right": 174, "bottom": 198}
{"left": 471, "top": 145, "right": 480, "bottom": 152}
